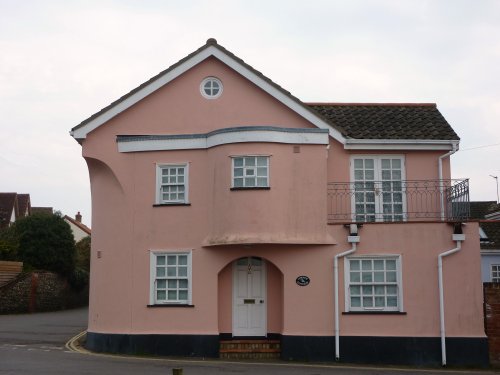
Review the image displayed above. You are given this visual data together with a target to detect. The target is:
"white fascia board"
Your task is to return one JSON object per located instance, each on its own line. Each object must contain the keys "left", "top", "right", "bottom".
{"left": 209, "top": 48, "right": 345, "bottom": 143}
{"left": 72, "top": 48, "right": 217, "bottom": 140}
{"left": 72, "top": 45, "right": 345, "bottom": 144}
{"left": 344, "top": 139, "right": 459, "bottom": 151}
{"left": 481, "top": 250, "right": 500, "bottom": 255}
{"left": 117, "top": 129, "right": 329, "bottom": 153}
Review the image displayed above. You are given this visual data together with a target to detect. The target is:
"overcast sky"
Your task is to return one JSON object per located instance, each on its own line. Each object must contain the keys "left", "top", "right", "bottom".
{"left": 1, "top": 0, "right": 499, "bottom": 226}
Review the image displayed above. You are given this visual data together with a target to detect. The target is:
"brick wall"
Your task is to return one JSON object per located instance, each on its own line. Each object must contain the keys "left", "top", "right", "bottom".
{"left": 0, "top": 271, "right": 88, "bottom": 314}
{"left": 484, "top": 283, "right": 500, "bottom": 365}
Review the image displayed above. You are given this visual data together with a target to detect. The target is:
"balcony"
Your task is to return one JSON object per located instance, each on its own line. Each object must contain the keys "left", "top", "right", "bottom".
{"left": 327, "top": 179, "right": 470, "bottom": 223}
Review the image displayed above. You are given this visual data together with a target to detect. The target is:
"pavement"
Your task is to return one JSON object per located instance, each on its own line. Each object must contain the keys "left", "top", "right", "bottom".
{"left": 0, "top": 307, "right": 498, "bottom": 374}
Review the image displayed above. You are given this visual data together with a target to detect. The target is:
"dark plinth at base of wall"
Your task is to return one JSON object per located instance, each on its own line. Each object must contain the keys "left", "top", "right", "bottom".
{"left": 280, "top": 335, "right": 489, "bottom": 367}
{"left": 86, "top": 332, "right": 219, "bottom": 358}
{"left": 86, "top": 332, "right": 489, "bottom": 367}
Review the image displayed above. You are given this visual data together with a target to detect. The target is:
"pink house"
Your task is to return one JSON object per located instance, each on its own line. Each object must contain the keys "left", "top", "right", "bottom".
{"left": 71, "top": 39, "right": 487, "bottom": 366}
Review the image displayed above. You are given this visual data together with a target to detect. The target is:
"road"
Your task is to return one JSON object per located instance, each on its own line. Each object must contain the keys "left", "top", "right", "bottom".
{"left": 0, "top": 308, "right": 495, "bottom": 374}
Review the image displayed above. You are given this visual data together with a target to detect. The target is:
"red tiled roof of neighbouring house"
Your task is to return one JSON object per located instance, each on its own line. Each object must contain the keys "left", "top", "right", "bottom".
{"left": 17, "top": 194, "right": 31, "bottom": 218}
{"left": 64, "top": 215, "right": 91, "bottom": 236}
{"left": 0, "top": 193, "right": 18, "bottom": 228}
{"left": 31, "top": 207, "right": 53, "bottom": 215}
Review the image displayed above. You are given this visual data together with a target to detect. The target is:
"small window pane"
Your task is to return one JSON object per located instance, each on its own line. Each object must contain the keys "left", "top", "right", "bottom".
{"left": 178, "top": 267, "right": 187, "bottom": 277}
{"left": 362, "top": 272, "right": 372, "bottom": 282}
{"left": 245, "top": 157, "right": 255, "bottom": 166}
{"left": 386, "top": 271, "right": 397, "bottom": 282}
{"left": 167, "top": 267, "right": 176, "bottom": 277}
{"left": 179, "top": 279, "right": 188, "bottom": 288}
{"left": 362, "top": 285, "right": 373, "bottom": 295}
{"left": 365, "top": 159, "right": 374, "bottom": 169}
{"left": 374, "top": 285, "right": 385, "bottom": 295}
{"left": 167, "top": 256, "right": 176, "bottom": 265}
{"left": 363, "top": 297, "right": 373, "bottom": 307}
{"left": 354, "top": 159, "right": 363, "bottom": 168}
{"left": 157, "top": 280, "right": 166, "bottom": 289}
{"left": 392, "top": 159, "right": 401, "bottom": 168}
{"left": 381, "top": 159, "right": 391, "bottom": 169}
{"left": 350, "top": 285, "right": 360, "bottom": 295}
{"left": 386, "top": 260, "right": 396, "bottom": 270}
{"left": 361, "top": 260, "right": 372, "bottom": 270}
{"left": 245, "top": 178, "right": 255, "bottom": 187}
{"left": 156, "top": 267, "right": 165, "bottom": 277}
{"left": 373, "top": 260, "right": 384, "bottom": 270}
{"left": 234, "top": 158, "right": 243, "bottom": 167}
{"left": 167, "top": 280, "right": 177, "bottom": 288}
{"left": 257, "top": 167, "right": 267, "bottom": 176}
{"left": 350, "top": 272, "right": 360, "bottom": 282}
{"left": 234, "top": 178, "right": 243, "bottom": 187}
{"left": 350, "top": 260, "right": 360, "bottom": 270}
{"left": 374, "top": 272, "right": 384, "bottom": 282}
{"left": 156, "top": 256, "right": 166, "bottom": 266}
{"left": 375, "top": 297, "right": 385, "bottom": 307}
{"left": 157, "top": 290, "right": 166, "bottom": 300}
{"left": 351, "top": 297, "right": 361, "bottom": 307}
{"left": 178, "top": 255, "right": 187, "bottom": 265}
{"left": 387, "top": 297, "right": 398, "bottom": 307}
{"left": 168, "top": 291, "right": 177, "bottom": 300}
{"left": 234, "top": 168, "right": 243, "bottom": 177}
{"left": 178, "top": 290, "right": 188, "bottom": 300}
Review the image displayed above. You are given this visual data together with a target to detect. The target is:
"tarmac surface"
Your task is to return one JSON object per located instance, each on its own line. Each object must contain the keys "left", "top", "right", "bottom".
{"left": 0, "top": 307, "right": 496, "bottom": 375}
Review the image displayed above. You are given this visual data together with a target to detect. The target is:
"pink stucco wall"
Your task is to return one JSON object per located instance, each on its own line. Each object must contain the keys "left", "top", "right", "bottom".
{"left": 81, "top": 56, "right": 482, "bottom": 340}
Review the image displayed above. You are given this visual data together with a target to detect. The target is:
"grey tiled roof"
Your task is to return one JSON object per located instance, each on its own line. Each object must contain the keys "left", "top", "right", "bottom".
{"left": 470, "top": 201, "right": 498, "bottom": 220}
{"left": 481, "top": 221, "right": 500, "bottom": 250}
{"left": 307, "top": 103, "right": 459, "bottom": 140}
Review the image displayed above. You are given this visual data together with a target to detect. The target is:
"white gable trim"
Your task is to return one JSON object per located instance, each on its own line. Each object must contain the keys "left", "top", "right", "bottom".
{"left": 71, "top": 45, "right": 345, "bottom": 143}
{"left": 117, "top": 127, "right": 329, "bottom": 153}
{"left": 344, "top": 139, "right": 459, "bottom": 151}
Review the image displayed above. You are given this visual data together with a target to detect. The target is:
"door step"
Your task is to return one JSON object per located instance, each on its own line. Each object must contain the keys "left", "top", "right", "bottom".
{"left": 219, "top": 340, "right": 281, "bottom": 360}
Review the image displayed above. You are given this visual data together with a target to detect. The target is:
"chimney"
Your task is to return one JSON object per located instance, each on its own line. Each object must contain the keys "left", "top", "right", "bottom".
{"left": 75, "top": 211, "right": 82, "bottom": 223}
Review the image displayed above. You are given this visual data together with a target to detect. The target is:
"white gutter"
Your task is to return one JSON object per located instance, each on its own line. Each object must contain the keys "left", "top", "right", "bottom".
{"left": 438, "top": 143, "right": 459, "bottom": 220}
{"left": 334, "top": 224, "right": 360, "bottom": 361}
{"left": 438, "top": 232, "right": 465, "bottom": 366}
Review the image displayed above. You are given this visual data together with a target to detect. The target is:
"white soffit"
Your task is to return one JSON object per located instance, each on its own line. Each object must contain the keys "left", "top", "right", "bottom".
{"left": 71, "top": 45, "right": 345, "bottom": 143}
{"left": 344, "top": 139, "right": 459, "bottom": 150}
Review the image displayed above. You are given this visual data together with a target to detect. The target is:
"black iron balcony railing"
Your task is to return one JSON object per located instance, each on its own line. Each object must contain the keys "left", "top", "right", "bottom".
{"left": 327, "top": 179, "right": 470, "bottom": 223}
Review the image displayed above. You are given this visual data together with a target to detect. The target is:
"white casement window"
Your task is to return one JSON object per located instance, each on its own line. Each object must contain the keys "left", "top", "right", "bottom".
{"left": 156, "top": 164, "right": 189, "bottom": 204}
{"left": 492, "top": 265, "right": 500, "bottom": 283}
{"left": 351, "top": 156, "right": 406, "bottom": 222}
{"left": 150, "top": 251, "right": 192, "bottom": 305}
{"left": 345, "top": 256, "right": 403, "bottom": 312}
{"left": 232, "top": 156, "right": 269, "bottom": 188}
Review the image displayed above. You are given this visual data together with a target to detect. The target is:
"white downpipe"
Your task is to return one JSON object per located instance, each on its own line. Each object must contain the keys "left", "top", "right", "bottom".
{"left": 334, "top": 232, "right": 359, "bottom": 361}
{"left": 438, "top": 233, "right": 464, "bottom": 366}
{"left": 438, "top": 144, "right": 458, "bottom": 220}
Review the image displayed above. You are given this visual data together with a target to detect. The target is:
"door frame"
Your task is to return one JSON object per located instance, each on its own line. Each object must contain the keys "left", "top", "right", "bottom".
{"left": 232, "top": 257, "right": 267, "bottom": 337}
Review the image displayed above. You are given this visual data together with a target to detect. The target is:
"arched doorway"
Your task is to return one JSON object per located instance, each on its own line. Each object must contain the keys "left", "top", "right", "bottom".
{"left": 232, "top": 256, "right": 266, "bottom": 336}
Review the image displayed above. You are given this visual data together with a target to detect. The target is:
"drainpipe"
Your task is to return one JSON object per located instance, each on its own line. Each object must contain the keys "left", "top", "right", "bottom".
{"left": 438, "top": 224, "right": 464, "bottom": 366}
{"left": 438, "top": 143, "right": 458, "bottom": 220}
{"left": 334, "top": 224, "right": 360, "bottom": 361}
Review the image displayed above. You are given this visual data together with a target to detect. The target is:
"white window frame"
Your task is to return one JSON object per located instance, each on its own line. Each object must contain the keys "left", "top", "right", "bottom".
{"left": 492, "top": 264, "right": 500, "bottom": 283}
{"left": 344, "top": 255, "right": 403, "bottom": 312}
{"left": 200, "top": 77, "right": 223, "bottom": 99}
{"left": 156, "top": 163, "right": 189, "bottom": 204}
{"left": 149, "top": 250, "right": 192, "bottom": 305}
{"left": 350, "top": 155, "right": 406, "bottom": 222}
{"left": 231, "top": 155, "right": 270, "bottom": 188}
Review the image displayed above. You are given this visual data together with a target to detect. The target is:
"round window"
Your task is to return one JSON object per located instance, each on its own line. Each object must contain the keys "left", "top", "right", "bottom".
{"left": 200, "top": 77, "right": 223, "bottom": 99}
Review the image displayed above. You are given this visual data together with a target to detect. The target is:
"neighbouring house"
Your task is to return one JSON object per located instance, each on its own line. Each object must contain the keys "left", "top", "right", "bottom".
{"left": 0, "top": 192, "right": 31, "bottom": 229}
{"left": 64, "top": 212, "right": 91, "bottom": 242}
{"left": 470, "top": 201, "right": 500, "bottom": 282}
{"left": 70, "top": 39, "right": 487, "bottom": 366}
{"left": 31, "top": 207, "right": 53, "bottom": 215}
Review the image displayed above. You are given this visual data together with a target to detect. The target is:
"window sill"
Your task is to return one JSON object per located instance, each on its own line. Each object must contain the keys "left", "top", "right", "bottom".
{"left": 147, "top": 304, "right": 195, "bottom": 308}
{"left": 230, "top": 187, "right": 270, "bottom": 191}
{"left": 343, "top": 311, "right": 406, "bottom": 315}
{"left": 153, "top": 203, "right": 191, "bottom": 207}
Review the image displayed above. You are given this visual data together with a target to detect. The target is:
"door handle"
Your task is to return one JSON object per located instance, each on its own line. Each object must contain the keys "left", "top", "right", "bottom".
{"left": 260, "top": 300, "right": 264, "bottom": 304}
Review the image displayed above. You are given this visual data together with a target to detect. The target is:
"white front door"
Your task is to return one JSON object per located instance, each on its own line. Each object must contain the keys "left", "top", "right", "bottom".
{"left": 232, "top": 257, "right": 267, "bottom": 337}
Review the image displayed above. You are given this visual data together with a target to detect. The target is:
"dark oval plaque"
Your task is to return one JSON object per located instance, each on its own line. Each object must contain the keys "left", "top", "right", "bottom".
{"left": 296, "top": 276, "right": 310, "bottom": 286}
